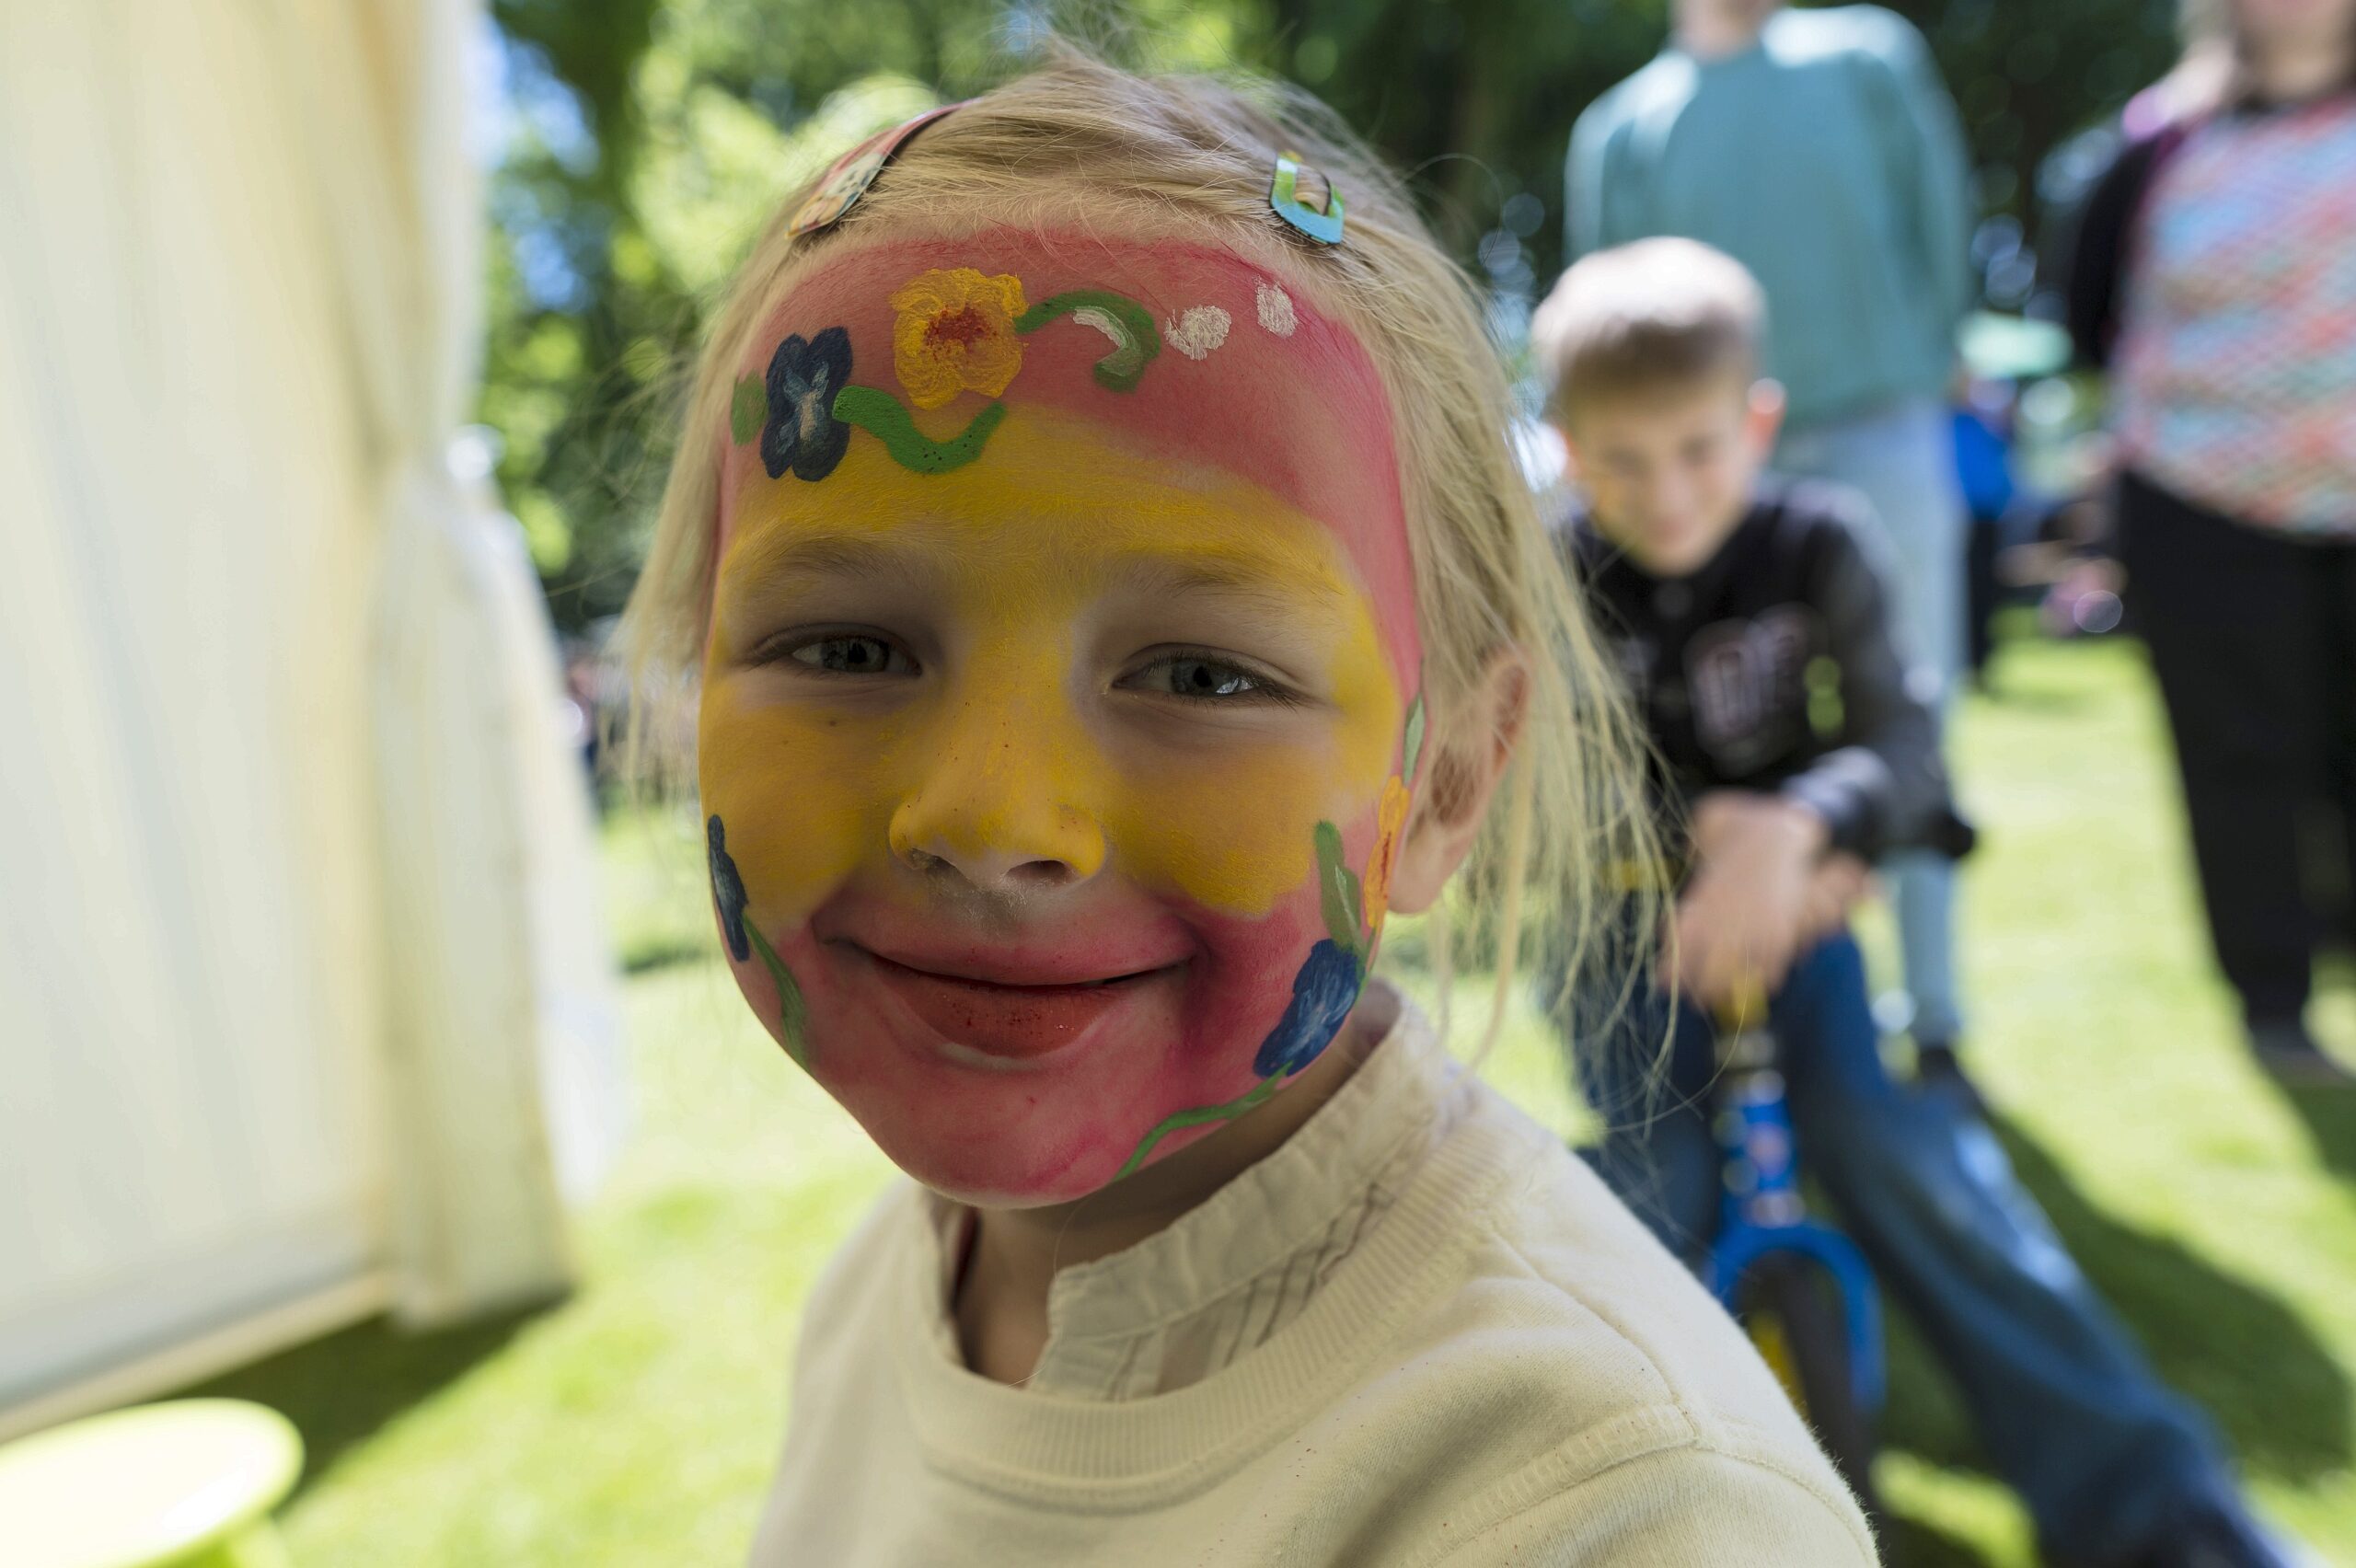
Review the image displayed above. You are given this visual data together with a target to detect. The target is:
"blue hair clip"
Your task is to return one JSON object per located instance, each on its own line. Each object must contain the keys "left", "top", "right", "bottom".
{"left": 1269, "top": 153, "right": 1345, "bottom": 245}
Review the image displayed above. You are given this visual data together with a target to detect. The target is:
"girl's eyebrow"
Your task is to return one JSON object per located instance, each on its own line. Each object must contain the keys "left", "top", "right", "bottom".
{"left": 1107, "top": 550, "right": 1348, "bottom": 621}
{"left": 721, "top": 525, "right": 947, "bottom": 592}
{"left": 726, "top": 520, "right": 1351, "bottom": 610}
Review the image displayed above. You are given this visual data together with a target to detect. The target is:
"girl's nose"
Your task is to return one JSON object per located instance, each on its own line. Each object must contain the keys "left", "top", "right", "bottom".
{"left": 887, "top": 691, "right": 1108, "bottom": 894}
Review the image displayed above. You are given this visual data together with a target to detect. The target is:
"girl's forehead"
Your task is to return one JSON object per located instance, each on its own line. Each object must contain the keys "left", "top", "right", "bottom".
{"left": 715, "top": 229, "right": 1421, "bottom": 676}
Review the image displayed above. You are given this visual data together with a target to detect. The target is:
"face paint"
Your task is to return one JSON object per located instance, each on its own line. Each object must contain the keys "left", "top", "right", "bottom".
{"left": 699, "top": 232, "right": 1424, "bottom": 1206}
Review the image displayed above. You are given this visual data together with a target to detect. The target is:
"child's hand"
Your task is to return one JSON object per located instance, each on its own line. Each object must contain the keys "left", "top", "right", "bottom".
{"left": 1796, "top": 852, "right": 1875, "bottom": 949}
{"left": 1665, "top": 792, "right": 1830, "bottom": 1009}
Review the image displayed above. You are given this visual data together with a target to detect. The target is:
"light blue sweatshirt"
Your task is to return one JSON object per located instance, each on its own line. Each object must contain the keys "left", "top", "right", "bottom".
{"left": 1565, "top": 5, "right": 1976, "bottom": 430}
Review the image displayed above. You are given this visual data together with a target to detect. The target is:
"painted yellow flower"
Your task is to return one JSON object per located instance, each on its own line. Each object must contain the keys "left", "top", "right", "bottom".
{"left": 1363, "top": 775, "right": 1412, "bottom": 928}
{"left": 889, "top": 268, "right": 1028, "bottom": 409}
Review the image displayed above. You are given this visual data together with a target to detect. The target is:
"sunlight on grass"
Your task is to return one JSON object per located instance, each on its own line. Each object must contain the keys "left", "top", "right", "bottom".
{"left": 240, "top": 634, "right": 2356, "bottom": 1566}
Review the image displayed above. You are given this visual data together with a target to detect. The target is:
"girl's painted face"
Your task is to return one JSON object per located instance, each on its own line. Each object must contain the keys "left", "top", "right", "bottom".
{"left": 699, "top": 232, "right": 1425, "bottom": 1206}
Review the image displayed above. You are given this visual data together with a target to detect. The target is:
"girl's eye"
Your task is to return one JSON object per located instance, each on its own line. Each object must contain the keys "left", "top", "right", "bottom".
{"left": 784, "top": 635, "right": 915, "bottom": 676}
{"left": 1124, "top": 654, "right": 1294, "bottom": 704}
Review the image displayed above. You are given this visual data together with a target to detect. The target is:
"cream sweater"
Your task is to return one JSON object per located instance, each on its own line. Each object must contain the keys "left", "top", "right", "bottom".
{"left": 749, "top": 988, "right": 1877, "bottom": 1566}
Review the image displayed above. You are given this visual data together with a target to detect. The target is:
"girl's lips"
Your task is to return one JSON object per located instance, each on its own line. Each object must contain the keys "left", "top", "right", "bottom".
{"left": 851, "top": 945, "right": 1182, "bottom": 1062}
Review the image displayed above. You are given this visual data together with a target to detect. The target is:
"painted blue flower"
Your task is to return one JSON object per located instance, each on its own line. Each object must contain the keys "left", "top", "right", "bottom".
{"left": 708, "top": 813, "right": 751, "bottom": 963}
{"left": 1253, "top": 939, "right": 1364, "bottom": 1079}
{"left": 760, "top": 327, "right": 854, "bottom": 481}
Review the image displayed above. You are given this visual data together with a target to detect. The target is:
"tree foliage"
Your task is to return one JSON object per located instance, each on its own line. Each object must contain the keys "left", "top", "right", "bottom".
{"left": 483, "top": 0, "right": 2183, "bottom": 632}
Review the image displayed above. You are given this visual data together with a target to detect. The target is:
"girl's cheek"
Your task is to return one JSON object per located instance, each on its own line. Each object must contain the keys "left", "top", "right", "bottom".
{"left": 1110, "top": 611, "right": 1403, "bottom": 916}
{"left": 1103, "top": 746, "right": 1343, "bottom": 916}
{"left": 698, "top": 674, "right": 898, "bottom": 923}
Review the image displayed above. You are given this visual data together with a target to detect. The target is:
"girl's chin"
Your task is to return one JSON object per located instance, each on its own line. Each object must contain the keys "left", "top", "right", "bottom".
{"left": 810, "top": 1043, "right": 1255, "bottom": 1210}
{"left": 896, "top": 1158, "right": 1119, "bottom": 1211}
{"left": 863, "top": 1127, "right": 1124, "bottom": 1208}
{"left": 768, "top": 943, "right": 1277, "bottom": 1205}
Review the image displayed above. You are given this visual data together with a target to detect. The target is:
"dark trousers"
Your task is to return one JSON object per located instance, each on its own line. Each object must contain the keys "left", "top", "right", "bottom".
{"left": 2116, "top": 470, "right": 2356, "bottom": 1025}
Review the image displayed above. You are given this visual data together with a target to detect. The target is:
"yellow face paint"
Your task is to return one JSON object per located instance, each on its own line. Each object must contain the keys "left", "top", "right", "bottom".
{"left": 705, "top": 408, "right": 1401, "bottom": 926}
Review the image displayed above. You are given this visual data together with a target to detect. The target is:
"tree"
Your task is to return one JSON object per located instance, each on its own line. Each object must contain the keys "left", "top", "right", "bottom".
{"left": 481, "top": 0, "right": 2184, "bottom": 633}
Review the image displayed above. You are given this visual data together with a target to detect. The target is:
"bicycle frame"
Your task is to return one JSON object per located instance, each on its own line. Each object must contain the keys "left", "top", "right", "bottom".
{"left": 1702, "top": 1002, "right": 1887, "bottom": 1415}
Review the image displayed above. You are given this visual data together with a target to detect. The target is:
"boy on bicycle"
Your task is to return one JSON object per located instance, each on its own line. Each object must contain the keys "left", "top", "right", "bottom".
{"left": 1537, "top": 238, "right": 2292, "bottom": 1568}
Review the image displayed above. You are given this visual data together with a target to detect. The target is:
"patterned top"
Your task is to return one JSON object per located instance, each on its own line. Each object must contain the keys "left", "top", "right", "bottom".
{"left": 2111, "top": 98, "right": 2356, "bottom": 536}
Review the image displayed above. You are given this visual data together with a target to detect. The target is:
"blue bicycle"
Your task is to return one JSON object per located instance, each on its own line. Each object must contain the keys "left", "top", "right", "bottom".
{"left": 1705, "top": 990, "right": 1886, "bottom": 1515}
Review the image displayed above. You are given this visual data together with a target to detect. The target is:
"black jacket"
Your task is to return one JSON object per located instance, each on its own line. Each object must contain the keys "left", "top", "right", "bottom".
{"left": 2055, "top": 122, "right": 2187, "bottom": 372}
{"left": 1565, "top": 481, "right": 1974, "bottom": 864}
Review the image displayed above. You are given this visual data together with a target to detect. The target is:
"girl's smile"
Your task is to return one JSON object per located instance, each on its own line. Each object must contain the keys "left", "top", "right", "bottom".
{"left": 837, "top": 945, "right": 1188, "bottom": 1066}
{"left": 817, "top": 907, "right": 1199, "bottom": 1067}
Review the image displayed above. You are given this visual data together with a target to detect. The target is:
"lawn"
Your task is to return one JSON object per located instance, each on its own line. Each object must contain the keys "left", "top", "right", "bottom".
{"left": 193, "top": 633, "right": 2356, "bottom": 1566}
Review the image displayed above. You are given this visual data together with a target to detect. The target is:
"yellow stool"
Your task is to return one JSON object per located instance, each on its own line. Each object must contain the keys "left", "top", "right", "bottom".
{"left": 0, "top": 1399, "right": 303, "bottom": 1568}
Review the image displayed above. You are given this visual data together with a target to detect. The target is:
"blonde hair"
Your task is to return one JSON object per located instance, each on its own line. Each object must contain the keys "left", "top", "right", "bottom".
{"left": 622, "top": 48, "right": 1659, "bottom": 1063}
{"left": 1530, "top": 238, "right": 1764, "bottom": 420}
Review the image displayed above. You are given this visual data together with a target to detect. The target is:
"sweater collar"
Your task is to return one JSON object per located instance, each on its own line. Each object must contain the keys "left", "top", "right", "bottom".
{"left": 915, "top": 983, "right": 1445, "bottom": 1375}
{"left": 1030, "top": 983, "right": 1442, "bottom": 1362}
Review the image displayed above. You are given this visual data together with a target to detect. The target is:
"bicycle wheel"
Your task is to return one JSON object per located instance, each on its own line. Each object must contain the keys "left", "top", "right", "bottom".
{"left": 1737, "top": 1251, "right": 1882, "bottom": 1517}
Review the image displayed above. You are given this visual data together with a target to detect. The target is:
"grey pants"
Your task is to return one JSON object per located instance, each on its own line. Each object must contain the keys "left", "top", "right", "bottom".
{"left": 1777, "top": 397, "right": 1967, "bottom": 1043}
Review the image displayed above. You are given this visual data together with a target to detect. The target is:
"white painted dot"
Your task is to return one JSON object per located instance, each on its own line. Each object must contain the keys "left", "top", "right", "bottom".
{"left": 1164, "top": 305, "right": 1232, "bottom": 361}
{"left": 1255, "top": 282, "right": 1298, "bottom": 337}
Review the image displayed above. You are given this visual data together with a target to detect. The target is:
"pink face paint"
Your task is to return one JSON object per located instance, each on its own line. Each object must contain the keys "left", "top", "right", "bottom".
{"left": 700, "top": 231, "right": 1426, "bottom": 1205}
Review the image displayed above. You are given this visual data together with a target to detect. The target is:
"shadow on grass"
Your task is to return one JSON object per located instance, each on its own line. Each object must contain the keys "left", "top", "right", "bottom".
{"left": 1878, "top": 1309, "right": 1997, "bottom": 1551}
{"left": 173, "top": 1304, "right": 549, "bottom": 1501}
{"left": 1863, "top": 1110, "right": 2345, "bottom": 1562}
{"left": 1986, "top": 1116, "right": 2347, "bottom": 1485}
{"left": 2280, "top": 1082, "right": 2356, "bottom": 1193}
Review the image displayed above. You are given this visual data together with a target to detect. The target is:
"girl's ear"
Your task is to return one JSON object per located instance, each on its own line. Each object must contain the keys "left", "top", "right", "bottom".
{"left": 1384, "top": 651, "right": 1530, "bottom": 917}
{"left": 1744, "top": 377, "right": 1787, "bottom": 455}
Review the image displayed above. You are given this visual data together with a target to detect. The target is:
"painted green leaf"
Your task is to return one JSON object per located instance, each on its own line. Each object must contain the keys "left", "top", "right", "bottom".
{"left": 1114, "top": 1075, "right": 1279, "bottom": 1181}
{"left": 729, "top": 375, "right": 768, "bottom": 446}
{"left": 745, "top": 922, "right": 810, "bottom": 1069}
{"left": 1314, "top": 820, "right": 1360, "bottom": 953}
{"left": 1014, "top": 289, "right": 1162, "bottom": 392}
{"left": 832, "top": 386, "right": 1006, "bottom": 473}
{"left": 1403, "top": 693, "right": 1426, "bottom": 785}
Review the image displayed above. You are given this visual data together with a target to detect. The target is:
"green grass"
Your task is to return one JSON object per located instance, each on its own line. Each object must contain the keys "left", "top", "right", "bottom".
{"left": 190, "top": 635, "right": 2356, "bottom": 1565}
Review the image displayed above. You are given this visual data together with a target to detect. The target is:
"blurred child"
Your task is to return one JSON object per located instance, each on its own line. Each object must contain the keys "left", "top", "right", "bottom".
{"left": 1535, "top": 236, "right": 2298, "bottom": 1568}
{"left": 1570, "top": 0, "right": 1979, "bottom": 1081}
{"left": 622, "top": 54, "right": 1877, "bottom": 1566}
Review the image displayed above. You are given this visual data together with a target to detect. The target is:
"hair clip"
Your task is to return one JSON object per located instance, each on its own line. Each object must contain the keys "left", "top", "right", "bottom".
{"left": 1269, "top": 152, "right": 1345, "bottom": 245}
{"left": 788, "top": 103, "right": 967, "bottom": 236}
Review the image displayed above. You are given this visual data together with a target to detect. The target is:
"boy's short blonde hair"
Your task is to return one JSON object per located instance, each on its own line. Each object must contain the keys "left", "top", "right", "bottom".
{"left": 1530, "top": 238, "right": 1765, "bottom": 419}
{"left": 624, "top": 46, "right": 1660, "bottom": 1062}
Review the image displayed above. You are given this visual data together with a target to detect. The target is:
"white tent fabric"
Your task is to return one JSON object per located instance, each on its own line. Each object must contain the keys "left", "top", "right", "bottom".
{"left": 0, "top": 0, "right": 623, "bottom": 1421}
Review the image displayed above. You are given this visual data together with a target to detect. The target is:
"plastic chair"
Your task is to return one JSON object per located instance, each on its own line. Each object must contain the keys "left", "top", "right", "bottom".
{"left": 0, "top": 1399, "right": 303, "bottom": 1568}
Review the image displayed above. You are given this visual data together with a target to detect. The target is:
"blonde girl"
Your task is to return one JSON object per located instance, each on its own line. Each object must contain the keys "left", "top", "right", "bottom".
{"left": 625, "top": 47, "right": 1874, "bottom": 1567}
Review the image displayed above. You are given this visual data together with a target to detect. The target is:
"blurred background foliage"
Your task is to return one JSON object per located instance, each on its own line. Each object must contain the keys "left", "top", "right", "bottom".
{"left": 484, "top": 0, "right": 2183, "bottom": 633}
